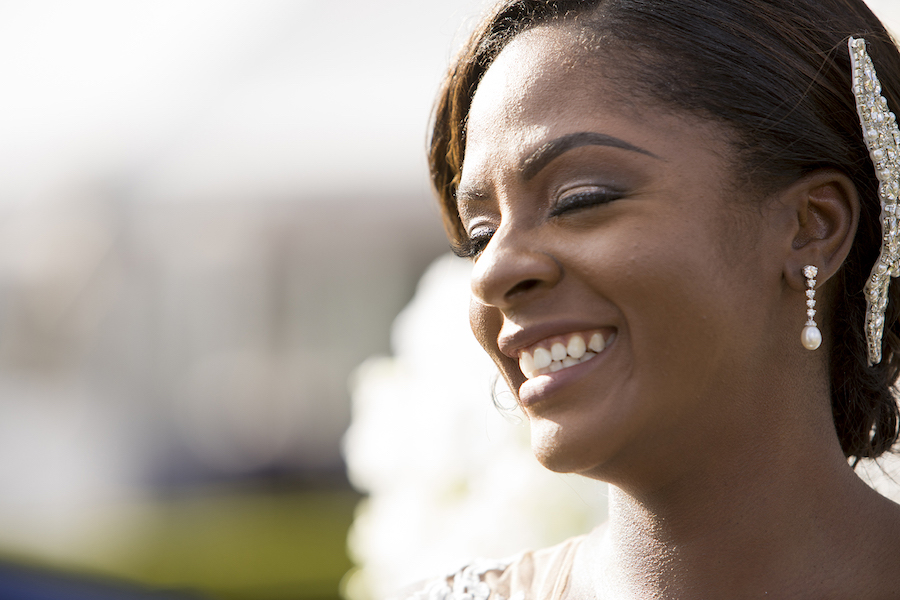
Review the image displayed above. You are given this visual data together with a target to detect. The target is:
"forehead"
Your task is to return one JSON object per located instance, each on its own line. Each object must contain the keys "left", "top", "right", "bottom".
{"left": 462, "top": 27, "right": 652, "bottom": 183}
{"left": 465, "top": 27, "right": 599, "bottom": 158}
{"left": 460, "top": 25, "right": 732, "bottom": 197}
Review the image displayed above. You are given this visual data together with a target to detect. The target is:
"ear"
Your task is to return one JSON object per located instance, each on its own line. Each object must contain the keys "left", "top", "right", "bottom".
{"left": 781, "top": 169, "right": 860, "bottom": 291}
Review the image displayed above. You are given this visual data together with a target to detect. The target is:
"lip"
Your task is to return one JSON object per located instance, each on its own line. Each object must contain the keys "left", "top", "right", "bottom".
{"left": 516, "top": 332, "right": 616, "bottom": 406}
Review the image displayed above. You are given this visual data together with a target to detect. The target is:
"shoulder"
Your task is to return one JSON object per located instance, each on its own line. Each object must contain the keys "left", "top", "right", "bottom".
{"left": 389, "top": 535, "right": 586, "bottom": 600}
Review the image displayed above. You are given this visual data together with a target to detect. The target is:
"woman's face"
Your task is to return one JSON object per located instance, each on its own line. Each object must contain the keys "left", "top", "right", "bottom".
{"left": 459, "top": 27, "right": 791, "bottom": 483}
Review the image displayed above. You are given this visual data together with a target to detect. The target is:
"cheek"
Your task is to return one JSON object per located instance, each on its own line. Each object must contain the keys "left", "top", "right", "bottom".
{"left": 469, "top": 298, "right": 502, "bottom": 358}
{"left": 469, "top": 299, "right": 521, "bottom": 381}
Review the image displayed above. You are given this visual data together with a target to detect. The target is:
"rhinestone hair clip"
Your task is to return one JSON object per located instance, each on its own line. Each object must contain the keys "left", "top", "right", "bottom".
{"left": 850, "top": 37, "right": 900, "bottom": 366}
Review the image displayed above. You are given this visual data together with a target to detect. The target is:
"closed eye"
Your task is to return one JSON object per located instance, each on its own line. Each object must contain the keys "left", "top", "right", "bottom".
{"left": 451, "top": 230, "right": 495, "bottom": 259}
{"left": 549, "top": 188, "right": 623, "bottom": 217}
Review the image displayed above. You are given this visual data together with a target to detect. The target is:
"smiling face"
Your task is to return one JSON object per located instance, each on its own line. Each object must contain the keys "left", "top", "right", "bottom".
{"left": 459, "top": 26, "right": 794, "bottom": 484}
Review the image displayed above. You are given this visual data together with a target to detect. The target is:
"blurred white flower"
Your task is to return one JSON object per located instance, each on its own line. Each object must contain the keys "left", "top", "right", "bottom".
{"left": 856, "top": 453, "right": 900, "bottom": 501}
{"left": 343, "top": 255, "right": 607, "bottom": 600}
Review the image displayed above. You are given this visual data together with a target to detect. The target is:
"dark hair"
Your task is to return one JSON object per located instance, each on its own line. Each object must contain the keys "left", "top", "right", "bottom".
{"left": 429, "top": 0, "right": 900, "bottom": 461}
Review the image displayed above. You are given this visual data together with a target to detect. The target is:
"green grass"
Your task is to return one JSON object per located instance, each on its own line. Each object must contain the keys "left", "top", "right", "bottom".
{"left": 0, "top": 486, "right": 362, "bottom": 600}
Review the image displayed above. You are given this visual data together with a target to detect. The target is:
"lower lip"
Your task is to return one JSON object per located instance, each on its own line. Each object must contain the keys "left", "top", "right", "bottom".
{"left": 517, "top": 340, "right": 614, "bottom": 407}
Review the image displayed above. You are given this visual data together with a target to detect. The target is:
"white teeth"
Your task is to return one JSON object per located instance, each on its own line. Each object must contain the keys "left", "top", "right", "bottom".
{"left": 518, "top": 332, "right": 613, "bottom": 379}
{"left": 533, "top": 347, "right": 552, "bottom": 370}
{"left": 566, "top": 335, "right": 586, "bottom": 359}
{"left": 588, "top": 333, "right": 604, "bottom": 353}
{"left": 550, "top": 342, "right": 567, "bottom": 361}
{"left": 519, "top": 351, "right": 535, "bottom": 377}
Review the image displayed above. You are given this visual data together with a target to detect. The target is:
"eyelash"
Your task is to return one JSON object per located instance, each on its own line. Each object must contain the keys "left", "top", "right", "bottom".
{"left": 452, "top": 230, "right": 495, "bottom": 258}
{"left": 454, "top": 188, "right": 622, "bottom": 259}
{"left": 549, "top": 188, "right": 622, "bottom": 217}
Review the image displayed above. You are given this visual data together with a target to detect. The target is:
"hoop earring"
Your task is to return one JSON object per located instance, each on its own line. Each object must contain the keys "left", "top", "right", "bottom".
{"left": 801, "top": 265, "right": 822, "bottom": 351}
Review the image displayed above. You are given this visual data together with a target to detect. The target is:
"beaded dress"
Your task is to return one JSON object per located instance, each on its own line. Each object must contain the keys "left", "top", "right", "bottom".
{"left": 391, "top": 535, "right": 584, "bottom": 600}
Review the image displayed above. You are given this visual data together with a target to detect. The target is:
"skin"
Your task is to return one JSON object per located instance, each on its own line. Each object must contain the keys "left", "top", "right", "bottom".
{"left": 457, "top": 25, "right": 900, "bottom": 599}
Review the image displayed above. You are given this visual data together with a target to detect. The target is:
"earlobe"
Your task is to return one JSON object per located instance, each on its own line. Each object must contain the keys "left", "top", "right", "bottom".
{"left": 783, "top": 169, "right": 860, "bottom": 289}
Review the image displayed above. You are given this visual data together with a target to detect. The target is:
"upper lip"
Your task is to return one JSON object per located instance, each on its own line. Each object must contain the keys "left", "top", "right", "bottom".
{"left": 498, "top": 320, "right": 614, "bottom": 359}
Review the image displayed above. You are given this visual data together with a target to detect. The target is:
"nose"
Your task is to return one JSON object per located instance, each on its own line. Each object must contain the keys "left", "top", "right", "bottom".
{"left": 470, "top": 225, "right": 562, "bottom": 310}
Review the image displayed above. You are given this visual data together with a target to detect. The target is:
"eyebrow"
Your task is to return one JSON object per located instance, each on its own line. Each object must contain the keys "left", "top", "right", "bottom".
{"left": 521, "top": 131, "right": 659, "bottom": 181}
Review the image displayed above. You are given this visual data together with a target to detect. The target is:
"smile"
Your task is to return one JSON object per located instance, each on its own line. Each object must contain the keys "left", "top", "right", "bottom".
{"left": 518, "top": 330, "right": 614, "bottom": 379}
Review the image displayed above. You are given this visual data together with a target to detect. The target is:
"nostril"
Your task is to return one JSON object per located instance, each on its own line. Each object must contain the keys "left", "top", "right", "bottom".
{"left": 472, "top": 247, "right": 562, "bottom": 308}
{"left": 506, "top": 278, "right": 542, "bottom": 298}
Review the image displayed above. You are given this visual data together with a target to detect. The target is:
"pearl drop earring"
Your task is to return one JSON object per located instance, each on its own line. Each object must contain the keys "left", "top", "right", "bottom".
{"left": 801, "top": 265, "right": 822, "bottom": 351}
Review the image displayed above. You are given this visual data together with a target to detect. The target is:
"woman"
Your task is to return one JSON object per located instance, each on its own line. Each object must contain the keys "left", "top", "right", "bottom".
{"left": 407, "top": 0, "right": 900, "bottom": 598}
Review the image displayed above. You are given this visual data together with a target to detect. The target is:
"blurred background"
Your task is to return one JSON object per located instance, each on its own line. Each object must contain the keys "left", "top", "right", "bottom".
{"left": 1, "top": 1, "right": 899, "bottom": 599}
{"left": 0, "top": 1, "right": 489, "bottom": 598}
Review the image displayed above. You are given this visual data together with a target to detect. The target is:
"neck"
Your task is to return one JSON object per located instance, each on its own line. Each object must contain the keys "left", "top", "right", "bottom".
{"left": 566, "top": 336, "right": 900, "bottom": 598}
{"left": 581, "top": 431, "right": 884, "bottom": 599}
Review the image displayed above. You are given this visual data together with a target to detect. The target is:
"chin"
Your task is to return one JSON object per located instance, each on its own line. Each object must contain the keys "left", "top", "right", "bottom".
{"left": 528, "top": 419, "right": 613, "bottom": 475}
